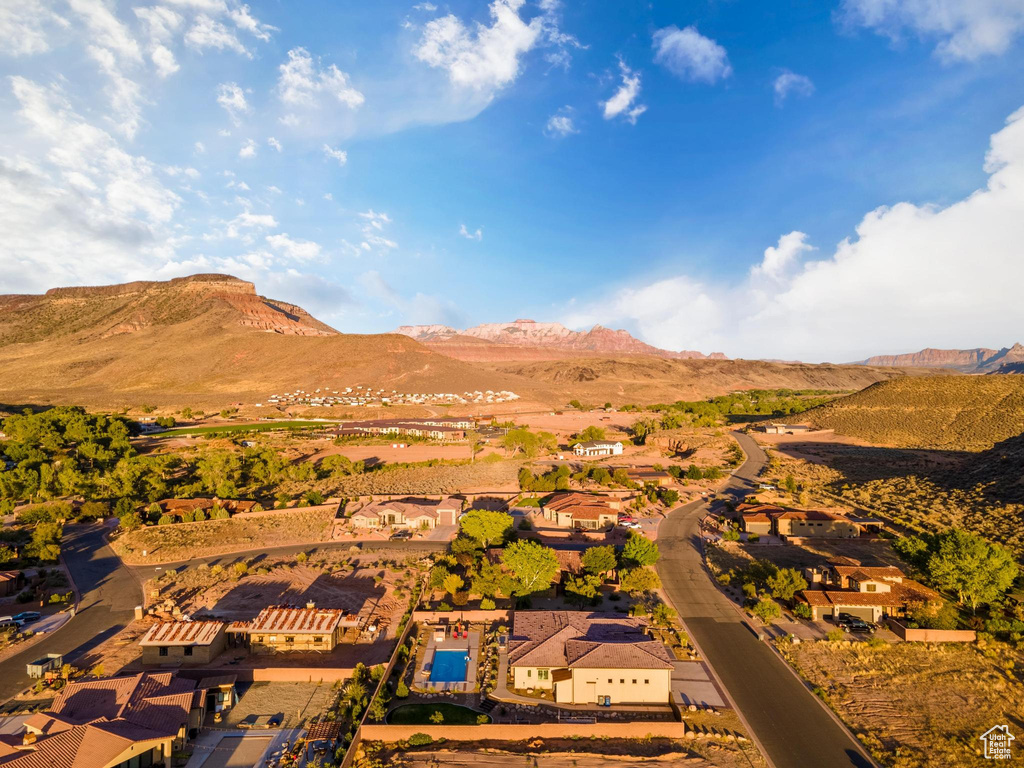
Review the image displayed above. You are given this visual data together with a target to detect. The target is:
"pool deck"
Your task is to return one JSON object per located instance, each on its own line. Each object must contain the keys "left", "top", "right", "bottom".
{"left": 415, "top": 628, "right": 481, "bottom": 693}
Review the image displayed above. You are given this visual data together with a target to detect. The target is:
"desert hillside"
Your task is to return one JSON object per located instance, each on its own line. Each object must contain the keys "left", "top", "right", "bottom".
{"left": 491, "top": 357, "right": 948, "bottom": 405}
{"left": 0, "top": 275, "right": 546, "bottom": 409}
{"left": 803, "top": 376, "right": 1024, "bottom": 450}
{"left": 856, "top": 343, "right": 1024, "bottom": 373}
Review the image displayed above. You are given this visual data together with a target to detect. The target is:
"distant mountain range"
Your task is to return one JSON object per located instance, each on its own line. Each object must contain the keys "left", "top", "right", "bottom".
{"left": 854, "top": 345, "right": 1024, "bottom": 374}
{"left": 395, "top": 319, "right": 727, "bottom": 362}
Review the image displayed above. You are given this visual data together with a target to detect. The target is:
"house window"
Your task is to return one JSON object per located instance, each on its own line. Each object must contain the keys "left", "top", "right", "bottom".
{"left": 644, "top": 679, "right": 649, "bottom": 685}
{"left": 866, "top": 583, "right": 877, "bottom": 592}
{"left": 184, "top": 646, "right": 193, "bottom": 656}
{"left": 620, "top": 679, "right": 625, "bottom": 684}
{"left": 607, "top": 679, "right": 612, "bottom": 684}
{"left": 538, "top": 669, "right": 549, "bottom": 680}
{"left": 159, "top": 647, "right": 168, "bottom": 657}
{"left": 286, "top": 636, "right": 294, "bottom": 644}
{"left": 632, "top": 679, "right": 637, "bottom": 685}
{"left": 527, "top": 669, "right": 532, "bottom": 677}
{"left": 314, "top": 636, "right": 323, "bottom": 643}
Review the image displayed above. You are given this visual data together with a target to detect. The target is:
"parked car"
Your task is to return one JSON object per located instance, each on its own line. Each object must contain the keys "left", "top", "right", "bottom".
{"left": 617, "top": 515, "right": 635, "bottom": 523}
{"left": 845, "top": 619, "right": 876, "bottom": 634}
{"left": 13, "top": 612, "right": 40, "bottom": 624}
{"left": 0, "top": 616, "right": 24, "bottom": 630}
{"left": 389, "top": 530, "right": 412, "bottom": 540}
{"left": 757, "top": 483, "right": 776, "bottom": 491}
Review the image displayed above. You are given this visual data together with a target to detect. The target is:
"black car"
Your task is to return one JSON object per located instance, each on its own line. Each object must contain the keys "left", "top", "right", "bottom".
{"left": 845, "top": 618, "right": 876, "bottom": 633}
{"left": 12, "top": 611, "right": 40, "bottom": 624}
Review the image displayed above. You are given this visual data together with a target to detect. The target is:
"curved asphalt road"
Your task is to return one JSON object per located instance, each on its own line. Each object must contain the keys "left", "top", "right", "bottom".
{"left": 0, "top": 523, "right": 140, "bottom": 702}
{"left": 658, "top": 431, "right": 875, "bottom": 768}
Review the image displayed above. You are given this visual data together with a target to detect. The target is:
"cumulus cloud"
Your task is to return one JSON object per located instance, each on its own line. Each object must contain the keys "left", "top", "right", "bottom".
{"left": 773, "top": 70, "right": 815, "bottom": 106}
{"left": 185, "top": 14, "right": 249, "bottom": 55}
{"left": 459, "top": 223, "right": 483, "bottom": 241}
{"left": 267, "top": 136, "right": 282, "bottom": 151}
{"left": 277, "top": 47, "right": 364, "bottom": 109}
{"left": 840, "top": 0, "right": 1024, "bottom": 61}
{"left": 563, "top": 104, "right": 1024, "bottom": 362}
{"left": 545, "top": 107, "right": 578, "bottom": 137}
{"left": 601, "top": 59, "right": 646, "bottom": 124}
{"left": 414, "top": 0, "right": 542, "bottom": 93}
{"left": 266, "top": 232, "right": 322, "bottom": 261}
{"left": 653, "top": 25, "right": 731, "bottom": 84}
{"left": 216, "top": 82, "right": 250, "bottom": 123}
{"left": 322, "top": 144, "right": 348, "bottom": 166}
{"left": 238, "top": 138, "right": 257, "bottom": 158}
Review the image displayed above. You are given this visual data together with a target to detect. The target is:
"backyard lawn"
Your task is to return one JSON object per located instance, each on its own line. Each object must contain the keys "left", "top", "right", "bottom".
{"left": 388, "top": 703, "right": 489, "bottom": 725}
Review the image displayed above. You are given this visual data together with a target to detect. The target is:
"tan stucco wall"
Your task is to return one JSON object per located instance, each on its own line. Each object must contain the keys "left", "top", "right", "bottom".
{"left": 104, "top": 737, "right": 172, "bottom": 768}
{"left": 567, "top": 667, "right": 671, "bottom": 705}
{"left": 779, "top": 519, "right": 859, "bottom": 538}
{"left": 513, "top": 666, "right": 554, "bottom": 690}
{"left": 742, "top": 520, "right": 772, "bottom": 535}
{"left": 142, "top": 633, "right": 226, "bottom": 666}
{"left": 251, "top": 629, "right": 338, "bottom": 653}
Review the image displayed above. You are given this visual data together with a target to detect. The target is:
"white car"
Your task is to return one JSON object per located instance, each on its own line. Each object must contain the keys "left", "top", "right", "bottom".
{"left": 757, "top": 483, "right": 776, "bottom": 491}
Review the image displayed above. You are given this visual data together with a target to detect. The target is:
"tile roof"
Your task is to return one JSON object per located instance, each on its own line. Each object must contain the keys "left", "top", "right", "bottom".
{"left": 140, "top": 621, "right": 226, "bottom": 647}
{"left": 543, "top": 493, "right": 614, "bottom": 512}
{"left": 800, "top": 580, "right": 940, "bottom": 610}
{"left": 509, "top": 611, "right": 672, "bottom": 671}
{"left": 355, "top": 497, "right": 459, "bottom": 522}
{"left": 833, "top": 565, "right": 905, "bottom": 581}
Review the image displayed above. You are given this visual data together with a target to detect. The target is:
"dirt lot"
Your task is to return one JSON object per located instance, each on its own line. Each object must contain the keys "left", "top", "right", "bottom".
{"left": 367, "top": 737, "right": 765, "bottom": 768}
{"left": 778, "top": 639, "right": 1024, "bottom": 768}
{"left": 111, "top": 507, "right": 337, "bottom": 564}
{"left": 221, "top": 680, "right": 336, "bottom": 729}
{"left": 151, "top": 551, "right": 428, "bottom": 632}
{"left": 706, "top": 537, "right": 903, "bottom": 578}
{"left": 310, "top": 460, "right": 522, "bottom": 496}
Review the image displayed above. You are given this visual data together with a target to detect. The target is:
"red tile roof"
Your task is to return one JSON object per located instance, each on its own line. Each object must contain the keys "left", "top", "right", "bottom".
{"left": 248, "top": 606, "right": 345, "bottom": 634}
{"left": 140, "top": 621, "right": 225, "bottom": 647}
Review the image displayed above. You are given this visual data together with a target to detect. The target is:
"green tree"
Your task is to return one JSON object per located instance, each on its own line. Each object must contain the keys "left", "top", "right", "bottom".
{"left": 620, "top": 567, "right": 661, "bottom": 596}
{"left": 927, "top": 530, "right": 1018, "bottom": 611}
{"left": 629, "top": 417, "right": 659, "bottom": 445}
{"left": 26, "top": 522, "right": 62, "bottom": 561}
{"left": 575, "top": 426, "right": 606, "bottom": 442}
{"left": 581, "top": 545, "right": 617, "bottom": 576}
{"left": 767, "top": 568, "right": 809, "bottom": 603}
{"left": 685, "top": 464, "right": 703, "bottom": 481}
{"left": 621, "top": 532, "right": 660, "bottom": 567}
{"left": 751, "top": 597, "right": 781, "bottom": 624}
{"left": 565, "top": 573, "right": 602, "bottom": 606}
{"left": 442, "top": 573, "right": 465, "bottom": 597}
{"left": 459, "top": 509, "right": 513, "bottom": 547}
{"left": 783, "top": 475, "right": 798, "bottom": 494}
{"left": 501, "top": 540, "right": 559, "bottom": 596}
{"left": 118, "top": 511, "right": 142, "bottom": 532}
{"left": 0, "top": 545, "right": 15, "bottom": 564}
{"left": 470, "top": 560, "right": 513, "bottom": 598}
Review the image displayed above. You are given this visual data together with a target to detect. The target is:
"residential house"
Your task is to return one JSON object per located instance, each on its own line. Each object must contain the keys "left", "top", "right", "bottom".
{"left": 154, "top": 498, "right": 260, "bottom": 519}
{"left": 623, "top": 469, "right": 673, "bottom": 487}
{"left": 229, "top": 606, "right": 359, "bottom": 654}
{"left": 140, "top": 621, "right": 227, "bottom": 665}
{"left": 573, "top": 440, "right": 623, "bottom": 457}
{"left": 349, "top": 497, "right": 460, "bottom": 530}
{"left": 737, "top": 503, "right": 862, "bottom": 539}
{"left": 799, "top": 559, "right": 941, "bottom": 622}
{"left": 508, "top": 611, "right": 673, "bottom": 705}
{"left": 0, "top": 672, "right": 220, "bottom": 768}
{"left": 540, "top": 494, "right": 618, "bottom": 530}
{"left": 757, "top": 424, "right": 813, "bottom": 434}
{"left": 0, "top": 572, "right": 26, "bottom": 598}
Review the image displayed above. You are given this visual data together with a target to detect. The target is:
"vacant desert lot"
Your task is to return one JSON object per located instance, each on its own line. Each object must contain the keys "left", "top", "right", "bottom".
{"left": 779, "top": 639, "right": 1024, "bottom": 768}
{"left": 223, "top": 681, "right": 336, "bottom": 729}
{"left": 112, "top": 507, "right": 337, "bottom": 564}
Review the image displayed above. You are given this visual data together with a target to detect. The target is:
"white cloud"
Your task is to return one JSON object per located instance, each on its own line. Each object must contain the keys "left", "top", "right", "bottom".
{"left": 545, "top": 107, "right": 578, "bottom": 137}
{"left": 68, "top": 0, "right": 142, "bottom": 63}
{"left": 413, "top": 2, "right": 438, "bottom": 11}
{"left": 563, "top": 103, "right": 1024, "bottom": 362}
{"left": 238, "top": 138, "right": 257, "bottom": 158}
{"left": 601, "top": 59, "right": 646, "bottom": 124}
{"left": 840, "top": 0, "right": 1024, "bottom": 61}
{"left": 134, "top": 6, "right": 183, "bottom": 42}
{"left": 225, "top": 210, "right": 277, "bottom": 238}
{"left": 0, "top": 1, "right": 69, "bottom": 56}
{"left": 322, "top": 144, "right": 348, "bottom": 165}
{"left": 357, "top": 209, "right": 397, "bottom": 252}
{"left": 266, "top": 233, "right": 322, "bottom": 261}
{"left": 151, "top": 45, "right": 180, "bottom": 77}
{"left": 459, "top": 223, "right": 483, "bottom": 241}
{"left": 228, "top": 3, "right": 276, "bottom": 41}
{"left": 414, "top": 0, "right": 542, "bottom": 93}
{"left": 86, "top": 44, "right": 145, "bottom": 139}
{"left": 277, "top": 47, "right": 364, "bottom": 109}
{"left": 267, "top": 136, "right": 282, "bottom": 152}
{"left": 323, "top": 192, "right": 333, "bottom": 201}
{"left": 652, "top": 25, "right": 731, "bottom": 84}
{"left": 773, "top": 70, "right": 815, "bottom": 106}
{"left": 194, "top": 141, "right": 206, "bottom": 153}
{"left": 216, "top": 82, "right": 250, "bottom": 123}
{"left": 185, "top": 14, "right": 249, "bottom": 56}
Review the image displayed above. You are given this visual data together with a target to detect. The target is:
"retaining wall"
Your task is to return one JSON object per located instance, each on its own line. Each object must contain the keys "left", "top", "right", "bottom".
{"left": 887, "top": 620, "right": 976, "bottom": 643}
{"left": 412, "top": 610, "right": 511, "bottom": 623}
{"left": 361, "top": 722, "right": 693, "bottom": 742}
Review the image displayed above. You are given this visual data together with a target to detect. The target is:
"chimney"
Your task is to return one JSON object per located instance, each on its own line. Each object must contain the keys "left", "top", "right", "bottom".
{"left": 306, "top": 601, "right": 316, "bottom": 610}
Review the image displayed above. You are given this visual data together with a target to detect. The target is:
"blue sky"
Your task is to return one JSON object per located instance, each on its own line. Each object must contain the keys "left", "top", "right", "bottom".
{"left": 2, "top": 0, "right": 1024, "bottom": 361}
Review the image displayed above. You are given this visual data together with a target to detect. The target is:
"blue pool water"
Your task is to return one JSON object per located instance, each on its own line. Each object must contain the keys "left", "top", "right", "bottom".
{"left": 430, "top": 649, "right": 470, "bottom": 683}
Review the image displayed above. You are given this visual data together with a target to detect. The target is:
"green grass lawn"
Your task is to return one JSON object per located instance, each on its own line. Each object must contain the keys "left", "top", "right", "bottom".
{"left": 387, "top": 703, "right": 489, "bottom": 725}
{"left": 158, "top": 420, "right": 335, "bottom": 436}
{"left": 517, "top": 496, "right": 541, "bottom": 507}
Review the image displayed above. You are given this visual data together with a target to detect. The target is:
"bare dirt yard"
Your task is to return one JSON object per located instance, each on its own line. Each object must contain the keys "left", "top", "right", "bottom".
{"left": 150, "top": 550, "right": 429, "bottom": 635}
{"left": 111, "top": 507, "right": 337, "bottom": 564}
{"left": 366, "top": 736, "right": 765, "bottom": 768}
{"left": 221, "top": 680, "right": 337, "bottom": 729}
{"left": 304, "top": 459, "right": 522, "bottom": 496}
{"left": 778, "top": 638, "right": 1024, "bottom": 768}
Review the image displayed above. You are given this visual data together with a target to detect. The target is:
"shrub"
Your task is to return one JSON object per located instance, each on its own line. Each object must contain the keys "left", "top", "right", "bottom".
{"left": 751, "top": 597, "right": 781, "bottom": 624}
{"left": 480, "top": 597, "right": 496, "bottom": 610}
{"left": 408, "top": 733, "right": 433, "bottom": 747}
{"left": 157, "top": 515, "right": 175, "bottom": 526}
{"left": 826, "top": 628, "right": 845, "bottom": 642}
{"left": 437, "top": 602, "right": 452, "bottom": 612}
{"left": 792, "top": 603, "right": 812, "bottom": 620}
{"left": 396, "top": 680, "right": 410, "bottom": 698}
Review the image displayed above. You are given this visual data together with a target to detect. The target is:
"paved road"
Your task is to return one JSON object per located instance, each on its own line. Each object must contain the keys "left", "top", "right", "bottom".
{"left": 658, "top": 431, "right": 875, "bottom": 768}
{"left": 0, "top": 524, "right": 140, "bottom": 702}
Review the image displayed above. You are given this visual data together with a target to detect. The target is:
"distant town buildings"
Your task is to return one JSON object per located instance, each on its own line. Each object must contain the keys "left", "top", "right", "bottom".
{"left": 333, "top": 417, "right": 478, "bottom": 441}
{"left": 260, "top": 385, "right": 519, "bottom": 408}
{"left": 572, "top": 440, "right": 624, "bottom": 457}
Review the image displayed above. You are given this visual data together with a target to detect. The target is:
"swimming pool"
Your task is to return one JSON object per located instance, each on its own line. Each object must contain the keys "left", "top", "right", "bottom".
{"left": 430, "top": 649, "right": 470, "bottom": 683}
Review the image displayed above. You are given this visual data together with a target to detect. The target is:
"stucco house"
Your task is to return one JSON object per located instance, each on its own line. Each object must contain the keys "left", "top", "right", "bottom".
{"left": 540, "top": 493, "right": 618, "bottom": 530}
{"left": 509, "top": 611, "right": 673, "bottom": 706}
{"left": 573, "top": 440, "right": 623, "bottom": 457}
{"left": 140, "top": 621, "right": 227, "bottom": 665}
{"left": 798, "top": 560, "right": 941, "bottom": 622}
{"left": 738, "top": 504, "right": 862, "bottom": 539}
{"left": 0, "top": 672, "right": 220, "bottom": 768}
{"left": 350, "top": 497, "right": 460, "bottom": 530}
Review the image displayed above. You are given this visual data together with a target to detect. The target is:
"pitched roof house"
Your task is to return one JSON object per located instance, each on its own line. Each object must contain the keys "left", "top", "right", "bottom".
{"left": 0, "top": 672, "right": 214, "bottom": 768}
{"left": 228, "top": 606, "right": 360, "bottom": 653}
{"left": 140, "top": 621, "right": 227, "bottom": 665}
{"left": 738, "top": 503, "right": 862, "bottom": 539}
{"left": 798, "top": 560, "right": 940, "bottom": 622}
{"left": 573, "top": 440, "right": 623, "bottom": 457}
{"left": 349, "top": 497, "right": 460, "bottom": 529}
{"left": 540, "top": 493, "right": 619, "bottom": 530}
{"left": 509, "top": 611, "right": 673, "bottom": 705}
